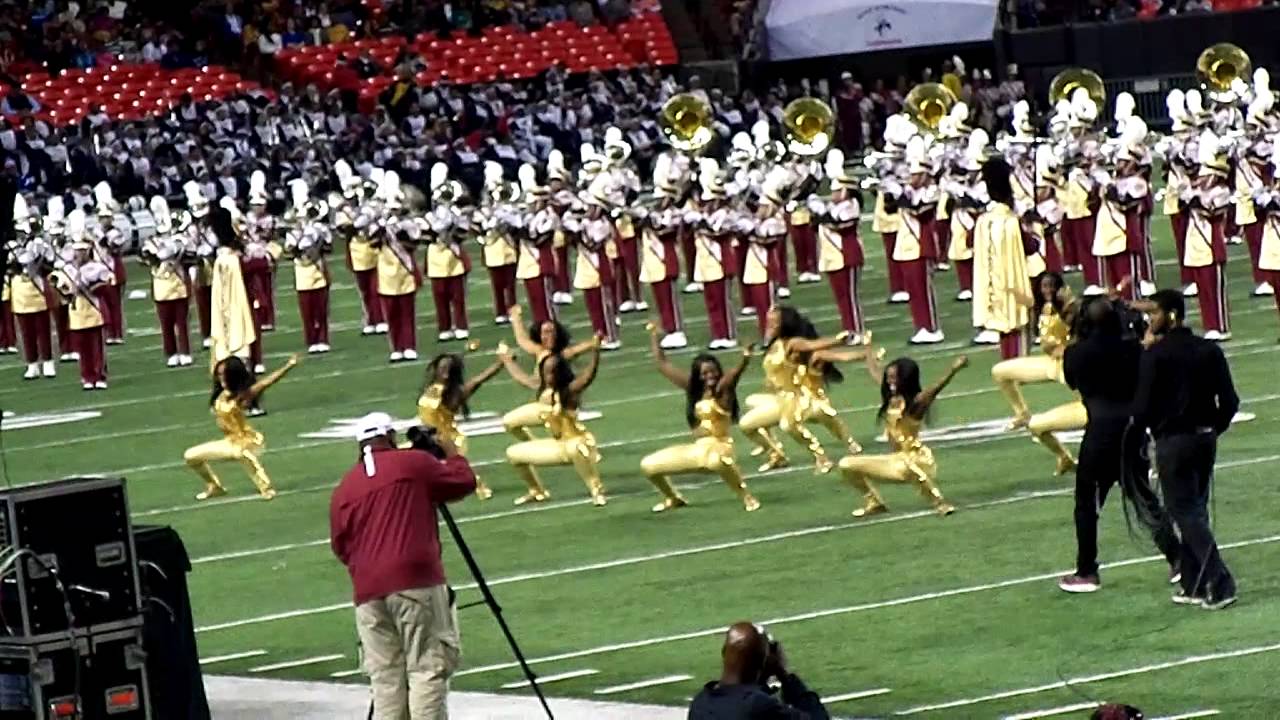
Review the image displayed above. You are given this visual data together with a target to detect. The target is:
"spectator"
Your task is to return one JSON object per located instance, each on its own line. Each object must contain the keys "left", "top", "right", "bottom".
{"left": 569, "top": 0, "right": 596, "bottom": 24}
{"left": 1, "top": 81, "right": 39, "bottom": 116}
{"left": 380, "top": 67, "right": 421, "bottom": 123}
{"left": 330, "top": 412, "right": 476, "bottom": 720}
{"left": 689, "top": 622, "right": 829, "bottom": 720}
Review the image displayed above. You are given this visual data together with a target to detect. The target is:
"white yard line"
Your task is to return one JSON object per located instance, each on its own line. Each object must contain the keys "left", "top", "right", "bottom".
{"left": 1003, "top": 701, "right": 1101, "bottom": 719}
{"left": 500, "top": 669, "right": 598, "bottom": 689}
{"left": 199, "top": 649, "right": 267, "bottom": 666}
{"left": 449, "top": 532, "right": 1280, "bottom": 678}
{"left": 329, "top": 669, "right": 365, "bottom": 679}
{"left": 593, "top": 675, "right": 693, "bottom": 695}
{"left": 894, "top": 644, "right": 1280, "bottom": 715}
{"left": 823, "top": 688, "right": 893, "bottom": 704}
{"left": 1151, "top": 711, "right": 1220, "bottom": 720}
{"left": 248, "top": 654, "right": 345, "bottom": 673}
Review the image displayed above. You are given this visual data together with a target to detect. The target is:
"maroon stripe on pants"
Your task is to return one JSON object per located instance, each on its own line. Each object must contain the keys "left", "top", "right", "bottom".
{"left": 487, "top": 265, "right": 517, "bottom": 317}
{"left": 881, "top": 232, "right": 905, "bottom": 294}
{"left": 554, "top": 246, "right": 571, "bottom": 294}
{"left": 298, "top": 288, "right": 331, "bottom": 345}
{"left": 73, "top": 327, "right": 105, "bottom": 383}
{"left": 615, "top": 238, "right": 641, "bottom": 303}
{"left": 681, "top": 231, "right": 697, "bottom": 283}
{"left": 353, "top": 269, "right": 383, "bottom": 325}
{"left": 954, "top": 258, "right": 974, "bottom": 292}
{"left": 155, "top": 299, "right": 191, "bottom": 356}
{"left": 789, "top": 223, "right": 816, "bottom": 275}
{"left": 0, "top": 300, "right": 14, "bottom": 348}
{"left": 583, "top": 286, "right": 619, "bottom": 342}
{"left": 94, "top": 285, "right": 124, "bottom": 341}
{"left": 380, "top": 293, "right": 417, "bottom": 351}
{"left": 828, "top": 267, "right": 864, "bottom": 335}
{"left": 1043, "top": 229, "right": 1064, "bottom": 273}
{"left": 769, "top": 241, "right": 790, "bottom": 290}
{"left": 1064, "top": 217, "right": 1103, "bottom": 286}
{"left": 703, "top": 278, "right": 735, "bottom": 341}
{"left": 1190, "top": 264, "right": 1230, "bottom": 333}
{"left": 1171, "top": 214, "right": 1192, "bottom": 285}
{"left": 1103, "top": 252, "right": 1140, "bottom": 300}
{"left": 430, "top": 276, "right": 468, "bottom": 332}
{"left": 1245, "top": 221, "right": 1266, "bottom": 284}
{"left": 523, "top": 276, "right": 555, "bottom": 325}
{"left": 16, "top": 311, "right": 52, "bottom": 362}
{"left": 899, "top": 258, "right": 938, "bottom": 331}
{"left": 648, "top": 279, "right": 681, "bottom": 334}
{"left": 55, "top": 305, "right": 72, "bottom": 354}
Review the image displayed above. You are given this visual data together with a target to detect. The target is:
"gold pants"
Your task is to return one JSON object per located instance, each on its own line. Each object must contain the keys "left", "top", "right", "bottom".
{"left": 356, "top": 584, "right": 459, "bottom": 720}
{"left": 790, "top": 394, "right": 860, "bottom": 455}
{"left": 442, "top": 431, "right": 492, "bottom": 500}
{"left": 991, "top": 355, "right": 1061, "bottom": 424}
{"left": 502, "top": 402, "right": 549, "bottom": 441}
{"left": 506, "top": 435, "right": 604, "bottom": 499}
{"left": 1028, "top": 400, "right": 1087, "bottom": 469}
{"left": 838, "top": 449, "right": 949, "bottom": 512}
{"left": 640, "top": 437, "right": 755, "bottom": 508}
{"left": 183, "top": 438, "right": 272, "bottom": 495}
{"left": 740, "top": 392, "right": 828, "bottom": 468}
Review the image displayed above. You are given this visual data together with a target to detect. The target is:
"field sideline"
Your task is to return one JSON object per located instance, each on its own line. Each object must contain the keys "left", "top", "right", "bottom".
{"left": 2, "top": 219, "right": 1278, "bottom": 718}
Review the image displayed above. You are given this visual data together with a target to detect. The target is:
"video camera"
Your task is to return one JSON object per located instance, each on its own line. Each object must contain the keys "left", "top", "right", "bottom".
{"left": 405, "top": 425, "right": 446, "bottom": 460}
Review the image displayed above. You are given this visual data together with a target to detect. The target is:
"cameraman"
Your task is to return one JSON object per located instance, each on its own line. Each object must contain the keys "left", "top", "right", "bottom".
{"left": 688, "top": 622, "right": 829, "bottom": 719}
{"left": 330, "top": 412, "right": 477, "bottom": 720}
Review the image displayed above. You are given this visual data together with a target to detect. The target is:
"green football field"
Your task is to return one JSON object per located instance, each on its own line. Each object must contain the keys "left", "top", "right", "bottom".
{"left": 3, "top": 221, "right": 1278, "bottom": 718}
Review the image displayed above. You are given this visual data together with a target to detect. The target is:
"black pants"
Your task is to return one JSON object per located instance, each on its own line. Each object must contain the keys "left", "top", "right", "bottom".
{"left": 1074, "top": 418, "right": 1180, "bottom": 577}
{"left": 1156, "top": 432, "right": 1235, "bottom": 598}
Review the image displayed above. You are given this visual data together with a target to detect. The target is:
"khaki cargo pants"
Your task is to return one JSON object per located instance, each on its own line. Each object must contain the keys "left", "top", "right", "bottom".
{"left": 356, "top": 585, "right": 460, "bottom": 720}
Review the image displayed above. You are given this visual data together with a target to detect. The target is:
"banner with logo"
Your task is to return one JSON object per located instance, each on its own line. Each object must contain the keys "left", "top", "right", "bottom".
{"left": 764, "top": 0, "right": 998, "bottom": 61}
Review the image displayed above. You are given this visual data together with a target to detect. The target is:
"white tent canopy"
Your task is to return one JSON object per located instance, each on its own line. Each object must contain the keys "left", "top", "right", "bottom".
{"left": 765, "top": 0, "right": 998, "bottom": 61}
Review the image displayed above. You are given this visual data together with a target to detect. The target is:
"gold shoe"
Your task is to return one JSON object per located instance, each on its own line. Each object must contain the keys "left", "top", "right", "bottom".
{"left": 1006, "top": 415, "right": 1030, "bottom": 431}
{"left": 195, "top": 484, "right": 227, "bottom": 501}
{"left": 757, "top": 452, "right": 789, "bottom": 473}
{"left": 852, "top": 500, "right": 888, "bottom": 518}
{"left": 846, "top": 440, "right": 863, "bottom": 455}
{"left": 259, "top": 487, "right": 277, "bottom": 501}
{"left": 934, "top": 501, "right": 956, "bottom": 516}
{"left": 591, "top": 492, "right": 608, "bottom": 507}
{"left": 814, "top": 456, "right": 835, "bottom": 475}
{"left": 1055, "top": 455, "right": 1077, "bottom": 476}
{"left": 475, "top": 481, "right": 495, "bottom": 500}
{"left": 513, "top": 490, "right": 550, "bottom": 506}
{"left": 651, "top": 496, "right": 688, "bottom": 513}
{"left": 742, "top": 493, "right": 761, "bottom": 512}
{"left": 749, "top": 445, "right": 766, "bottom": 457}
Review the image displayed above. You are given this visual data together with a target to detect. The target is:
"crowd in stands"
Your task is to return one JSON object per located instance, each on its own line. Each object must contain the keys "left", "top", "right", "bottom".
{"left": 1007, "top": 0, "right": 1266, "bottom": 27}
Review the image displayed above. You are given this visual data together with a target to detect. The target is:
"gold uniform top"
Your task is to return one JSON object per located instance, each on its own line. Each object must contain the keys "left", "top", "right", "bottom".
{"left": 1038, "top": 306, "right": 1071, "bottom": 358}
{"left": 883, "top": 396, "right": 936, "bottom": 481}
{"left": 417, "top": 383, "right": 467, "bottom": 453}
{"left": 214, "top": 391, "right": 264, "bottom": 448}
{"left": 692, "top": 397, "right": 733, "bottom": 441}
{"left": 761, "top": 341, "right": 798, "bottom": 394}
{"left": 543, "top": 395, "right": 592, "bottom": 442}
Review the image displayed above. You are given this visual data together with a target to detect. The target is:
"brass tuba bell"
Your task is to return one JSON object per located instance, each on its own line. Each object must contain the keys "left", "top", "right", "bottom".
{"left": 660, "top": 93, "right": 714, "bottom": 154}
{"left": 1048, "top": 68, "right": 1106, "bottom": 110}
{"left": 904, "top": 82, "right": 958, "bottom": 132}
{"left": 1197, "top": 42, "right": 1251, "bottom": 104}
{"left": 782, "top": 97, "right": 834, "bottom": 156}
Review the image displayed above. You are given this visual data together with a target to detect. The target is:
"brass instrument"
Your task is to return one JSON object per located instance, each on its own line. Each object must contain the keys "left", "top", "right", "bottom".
{"left": 905, "top": 83, "right": 958, "bottom": 132}
{"left": 1048, "top": 68, "right": 1105, "bottom": 110}
{"left": 782, "top": 97, "right": 834, "bottom": 156}
{"left": 660, "top": 93, "right": 714, "bottom": 154}
{"left": 1197, "top": 42, "right": 1251, "bottom": 104}
{"left": 401, "top": 183, "right": 428, "bottom": 213}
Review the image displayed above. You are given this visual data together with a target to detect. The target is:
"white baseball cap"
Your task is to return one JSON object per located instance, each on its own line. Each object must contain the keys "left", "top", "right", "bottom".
{"left": 355, "top": 412, "right": 394, "bottom": 442}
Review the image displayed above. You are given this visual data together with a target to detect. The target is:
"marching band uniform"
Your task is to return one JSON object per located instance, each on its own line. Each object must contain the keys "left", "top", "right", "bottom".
{"left": 363, "top": 171, "right": 421, "bottom": 362}
{"left": 943, "top": 131, "right": 989, "bottom": 302}
{"left": 638, "top": 154, "right": 688, "bottom": 349}
{"left": 284, "top": 179, "right": 334, "bottom": 353}
{"left": 244, "top": 171, "right": 279, "bottom": 333}
{"left": 1256, "top": 138, "right": 1280, "bottom": 327}
{"left": 179, "top": 184, "right": 216, "bottom": 350}
{"left": 1092, "top": 119, "right": 1150, "bottom": 301}
{"left": 0, "top": 275, "right": 15, "bottom": 355}
{"left": 91, "top": 182, "right": 127, "bottom": 345}
{"left": 424, "top": 164, "right": 471, "bottom": 342}
{"left": 895, "top": 136, "right": 945, "bottom": 344}
{"left": 141, "top": 196, "right": 193, "bottom": 366}
{"left": 515, "top": 165, "right": 559, "bottom": 326}
{"left": 334, "top": 161, "right": 386, "bottom": 335}
{"left": 10, "top": 204, "right": 56, "bottom": 379}
{"left": 868, "top": 116, "right": 912, "bottom": 302}
{"left": 576, "top": 181, "right": 622, "bottom": 349}
{"left": 1238, "top": 93, "right": 1275, "bottom": 297}
{"left": 603, "top": 128, "right": 645, "bottom": 313}
{"left": 691, "top": 160, "right": 738, "bottom": 349}
{"left": 750, "top": 121, "right": 792, "bottom": 300}
{"left": 810, "top": 150, "right": 866, "bottom": 340}
{"left": 45, "top": 198, "right": 74, "bottom": 362}
{"left": 1159, "top": 91, "right": 1198, "bottom": 293}
{"left": 1183, "top": 130, "right": 1234, "bottom": 340}
{"left": 741, "top": 172, "right": 791, "bottom": 337}
{"left": 972, "top": 187, "right": 1032, "bottom": 360}
{"left": 786, "top": 161, "right": 821, "bottom": 284}
{"left": 1059, "top": 92, "right": 1106, "bottom": 293}
{"left": 220, "top": 196, "right": 266, "bottom": 373}
{"left": 59, "top": 210, "right": 112, "bottom": 389}
{"left": 546, "top": 151, "right": 576, "bottom": 304}
{"left": 478, "top": 163, "right": 519, "bottom": 324}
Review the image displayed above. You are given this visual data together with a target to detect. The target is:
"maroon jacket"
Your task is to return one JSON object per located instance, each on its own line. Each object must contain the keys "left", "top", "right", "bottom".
{"left": 330, "top": 448, "right": 477, "bottom": 605}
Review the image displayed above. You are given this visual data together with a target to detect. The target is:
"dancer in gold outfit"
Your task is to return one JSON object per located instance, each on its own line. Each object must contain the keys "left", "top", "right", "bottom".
{"left": 184, "top": 354, "right": 300, "bottom": 501}
{"left": 839, "top": 352, "right": 968, "bottom": 518}
{"left": 641, "top": 324, "right": 760, "bottom": 513}
{"left": 499, "top": 336, "right": 607, "bottom": 506}
{"left": 501, "top": 304, "right": 597, "bottom": 441}
{"left": 739, "top": 306, "right": 854, "bottom": 475}
{"left": 990, "top": 271, "right": 1084, "bottom": 475}
{"left": 418, "top": 351, "right": 504, "bottom": 500}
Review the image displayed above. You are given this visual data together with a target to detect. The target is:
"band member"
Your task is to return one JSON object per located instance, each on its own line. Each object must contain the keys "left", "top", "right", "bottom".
{"left": 499, "top": 337, "right": 607, "bottom": 507}
{"left": 425, "top": 164, "right": 470, "bottom": 342}
{"left": 1255, "top": 140, "right": 1280, "bottom": 330}
{"left": 334, "top": 160, "right": 386, "bottom": 335}
{"left": 219, "top": 197, "right": 266, "bottom": 373}
{"left": 1181, "top": 130, "right": 1232, "bottom": 340}
{"left": 637, "top": 153, "right": 688, "bottom": 350}
{"left": 141, "top": 196, "right": 193, "bottom": 367}
{"left": 642, "top": 325, "right": 760, "bottom": 513}
{"left": 361, "top": 171, "right": 421, "bottom": 362}
{"left": 1092, "top": 119, "right": 1149, "bottom": 301}
{"left": 973, "top": 158, "right": 1032, "bottom": 359}
{"left": 208, "top": 205, "right": 258, "bottom": 369}
{"left": 991, "top": 271, "right": 1082, "bottom": 475}
{"left": 477, "top": 162, "right": 519, "bottom": 325}
{"left": 184, "top": 355, "right": 299, "bottom": 501}
{"left": 1157, "top": 90, "right": 1197, "bottom": 294}
{"left": 244, "top": 171, "right": 279, "bottom": 333}
{"left": 45, "top": 197, "right": 74, "bottom": 362}
{"left": 1026, "top": 144, "right": 1067, "bottom": 282}
{"left": 418, "top": 352, "right": 503, "bottom": 500}
{"left": 57, "top": 210, "right": 113, "bottom": 390}
{"left": 1238, "top": 93, "right": 1275, "bottom": 297}
{"left": 182, "top": 182, "right": 215, "bottom": 350}
{"left": 868, "top": 115, "right": 912, "bottom": 303}
{"left": 943, "top": 130, "right": 989, "bottom": 303}
{"left": 1060, "top": 90, "right": 1106, "bottom": 294}
{"left": 576, "top": 178, "right": 622, "bottom": 350}
{"left": 91, "top": 182, "right": 127, "bottom": 345}
{"left": 839, "top": 353, "right": 968, "bottom": 518}
{"left": 811, "top": 149, "right": 866, "bottom": 341}
{"left": 501, "top": 305, "right": 595, "bottom": 441}
{"left": 603, "top": 127, "right": 644, "bottom": 313}
{"left": 10, "top": 202, "right": 56, "bottom": 379}
{"left": 740, "top": 169, "right": 791, "bottom": 336}
{"left": 895, "top": 135, "right": 944, "bottom": 344}
{"left": 751, "top": 121, "right": 791, "bottom": 300}
{"left": 0, "top": 273, "right": 15, "bottom": 356}
{"left": 690, "top": 160, "right": 738, "bottom": 349}
{"left": 514, "top": 162, "right": 558, "bottom": 326}
{"left": 787, "top": 158, "right": 821, "bottom": 285}
{"left": 546, "top": 150, "right": 576, "bottom": 304}
{"left": 284, "top": 179, "right": 333, "bottom": 353}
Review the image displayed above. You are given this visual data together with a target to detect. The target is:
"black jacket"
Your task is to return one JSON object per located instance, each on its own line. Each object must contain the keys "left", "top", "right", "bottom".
{"left": 688, "top": 674, "right": 829, "bottom": 720}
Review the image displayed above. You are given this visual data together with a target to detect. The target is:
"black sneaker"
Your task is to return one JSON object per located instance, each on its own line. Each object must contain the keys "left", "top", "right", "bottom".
{"left": 1201, "top": 592, "right": 1237, "bottom": 611}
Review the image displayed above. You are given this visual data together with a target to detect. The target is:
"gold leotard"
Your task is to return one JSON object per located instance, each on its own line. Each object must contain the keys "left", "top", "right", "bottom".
{"left": 790, "top": 362, "right": 861, "bottom": 455}
{"left": 505, "top": 390, "right": 606, "bottom": 506}
{"left": 502, "top": 352, "right": 555, "bottom": 440}
{"left": 838, "top": 397, "right": 950, "bottom": 516}
{"left": 640, "top": 397, "right": 758, "bottom": 512}
{"left": 740, "top": 341, "right": 830, "bottom": 471}
{"left": 418, "top": 383, "right": 493, "bottom": 499}
{"left": 183, "top": 390, "right": 274, "bottom": 500}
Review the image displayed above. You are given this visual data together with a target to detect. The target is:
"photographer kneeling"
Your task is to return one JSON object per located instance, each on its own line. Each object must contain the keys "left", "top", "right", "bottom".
{"left": 689, "top": 622, "right": 829, "bottom": 719}
{"left": 330, "top": 412, "right": 477, "bottom": 720}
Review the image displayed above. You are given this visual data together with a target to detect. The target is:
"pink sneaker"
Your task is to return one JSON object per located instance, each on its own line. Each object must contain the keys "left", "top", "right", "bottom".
{"left": 1058, "top": 574, "right": 1101, "bottom": 593}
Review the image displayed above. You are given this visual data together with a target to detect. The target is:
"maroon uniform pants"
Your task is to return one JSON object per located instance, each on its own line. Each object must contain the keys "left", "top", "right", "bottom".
{"left": 195, "top": 284, "right": 212, "bottom": 341}
{"left": 583, "top": 286, "right": 619, "bottom": 342}
{"left": 430, "top": 276, "right": 468, "bottom": 333}
{"left": 553, "top": 246, "right": 572, "bottom": 294}
{"left": 487, "top": 265, "right": 517, "bottom": 318}
{"left": 298, "top": 288, "right": 331, "bottom": 346}
{"left": 16, "top": 310, "right": 52, "bottom": 362}
{"left": 55, "top": 305, "right": 72, "bottom": 355}
{"left": 523, "top": 275, "right": 555, "bottom": 325}
{"left": 353, "top": 269, "right": 384, "bottom": 326}
{"left": 768, "top": 241, "right": 790, "bottom": 291}
{"left": 1043, "top": 229, "right": 1064, "bottom": 274}
{"left": 1063, "top": 217, "right": 1103, "bottom": 286}
{"left": 742, "top": 282, "right": 773, "bottom": 337}
{"left": 155, "top": 299, "right": 191, "bottom": 357}
{"left": 1244, "top": 221, "right": 1266, "bottom": 284}
{"left": 647, "top": 279, "right": 683, "bottom": 334}
{"left": 999, "top": 328, "right": 1030, "bottom": 360}
{"left": 1263, "top": 270, "right": 1280, "bottom": 320}
{"left": 73, "top": 327, "right": 106, "bottom": 384}
{"left": 1189, "top": 264, "right": 1230, "bottom": 334}
{"left": 681, "top": 232, "right": 697, "bottom": 284}
{"left": 1102, "top": 252, "right": 1141, "bottom": 301}
{"left": 94, "top": 284, "right": 124, "bottom": 342}
{"left": 790, "top": 223, "right": 816, "bottom": 276}
{"left": 379, "top": 292, "right": 416, "bottom": 352}
{"left": 827, "top": 267, "right": 865, "bottom": 335}
{"left": 900, "top": 259, "right": 939, "bottom": 332}
{"left": 954, "top": 258, "right": 974, "bottom": 292}
{"left": 613, "top": 239, "right": 641, "bottom": 304}
{"left": 702, "top": 278, "right": 735, "bottom": 343}
{"left": 881, "top": 232, "right": 906, "bottom": 295}
{"left": 0, "top": 300, "right": 15, "bottom": 349}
